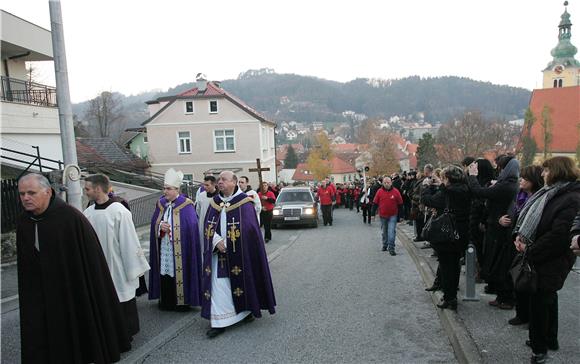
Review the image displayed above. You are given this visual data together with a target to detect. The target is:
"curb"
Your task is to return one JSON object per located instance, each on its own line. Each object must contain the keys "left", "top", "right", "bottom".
{"left": 397, "top": 227, "right": 483, "bottom": 364}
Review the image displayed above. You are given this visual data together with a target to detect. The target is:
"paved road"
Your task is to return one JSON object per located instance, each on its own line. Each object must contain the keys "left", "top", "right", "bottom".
{"left": 2, "top": 209, "right": 456, "bottom": 363}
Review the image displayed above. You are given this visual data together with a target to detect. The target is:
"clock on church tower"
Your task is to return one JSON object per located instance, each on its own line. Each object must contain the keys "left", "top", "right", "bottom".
{"left": 542, "top": 1, "right": 580, "bottom": 89}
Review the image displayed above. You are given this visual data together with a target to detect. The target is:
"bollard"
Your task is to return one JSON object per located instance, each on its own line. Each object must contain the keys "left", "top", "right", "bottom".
{"left": 463, "top": 243, "right": 479, "bottom": 301}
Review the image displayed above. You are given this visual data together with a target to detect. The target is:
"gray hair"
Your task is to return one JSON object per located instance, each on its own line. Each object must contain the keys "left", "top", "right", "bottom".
{"left": 424, "top": 164, "right": 434, "bottom": 173}
{"left": 19, "top": 173, "right": 51, "bottom": 190}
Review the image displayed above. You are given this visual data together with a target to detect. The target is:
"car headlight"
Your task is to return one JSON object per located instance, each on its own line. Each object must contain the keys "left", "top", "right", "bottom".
{"left": 273, "top": 209, "right": 281, "bottom": 216}
{"left": 304, "top": 208, "right": 314, "bottom": 215}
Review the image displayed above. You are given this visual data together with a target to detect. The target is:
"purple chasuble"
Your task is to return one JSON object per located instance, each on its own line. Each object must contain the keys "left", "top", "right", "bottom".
{"left": 148, "top": 195, "right": 202, "bottom": 306}
{"left": 201, "top": 192, "right": 276, "bottom": 319}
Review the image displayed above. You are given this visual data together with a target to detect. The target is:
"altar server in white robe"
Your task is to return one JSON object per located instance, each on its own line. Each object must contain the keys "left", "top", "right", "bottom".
{"left": 83, "top": 174, "right": 150, "bottom": 339}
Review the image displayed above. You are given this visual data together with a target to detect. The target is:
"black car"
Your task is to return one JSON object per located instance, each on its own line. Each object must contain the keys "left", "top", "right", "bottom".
{"left": 271, "top": 187, "right": 318, "bottom": 228}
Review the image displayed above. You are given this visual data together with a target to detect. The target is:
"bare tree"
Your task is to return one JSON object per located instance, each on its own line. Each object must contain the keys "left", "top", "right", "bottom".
{"left": 436, "top": 110, "right": 510, "bottom": 162}
{"left": 85, "top": 91, "right": 125, "bottom": 141}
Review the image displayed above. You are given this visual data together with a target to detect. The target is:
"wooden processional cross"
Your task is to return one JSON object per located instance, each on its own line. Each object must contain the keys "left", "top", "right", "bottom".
{"left": 249, "top": 158, "right": 270, "bottom": 187}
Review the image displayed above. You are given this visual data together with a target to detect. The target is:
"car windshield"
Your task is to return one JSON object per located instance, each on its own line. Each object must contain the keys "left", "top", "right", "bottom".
{"left": 277, "top": 191, "right": 313, "bottom": 203}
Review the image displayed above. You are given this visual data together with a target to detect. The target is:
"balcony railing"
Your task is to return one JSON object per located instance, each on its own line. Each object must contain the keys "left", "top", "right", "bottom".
{"left": 0, "top": 76, "right": 57, "bottom": 107}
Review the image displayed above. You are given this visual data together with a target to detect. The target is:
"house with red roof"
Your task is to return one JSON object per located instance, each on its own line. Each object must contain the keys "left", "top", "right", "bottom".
{"left": 292, "top": 156, "right": 357, "bottom": 183}
{"left": 141, "top": 75, "right": 276, "bottom": 185}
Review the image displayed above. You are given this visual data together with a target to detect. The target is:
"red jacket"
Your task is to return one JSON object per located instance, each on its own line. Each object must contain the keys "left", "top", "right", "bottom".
{"left": 317, "top": 186, "right": 335, "bottom": 205}
{"left": 373, "top": 187, "right": 403, "bottom": 218}
{"left": 259, "top": 191, "right": 276, "bottom": 211}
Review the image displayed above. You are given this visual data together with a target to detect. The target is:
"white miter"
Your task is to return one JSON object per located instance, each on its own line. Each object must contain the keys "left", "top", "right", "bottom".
{"left": 164, "top": 168, "right": 185, "bottom": 188}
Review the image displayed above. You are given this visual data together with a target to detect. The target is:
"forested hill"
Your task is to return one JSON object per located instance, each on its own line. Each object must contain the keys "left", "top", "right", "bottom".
{"left": 74, "top": 69, "right": 531, "bottom": 128}
{"left": 160, "top": 70, "right": 531, "bottom": 123}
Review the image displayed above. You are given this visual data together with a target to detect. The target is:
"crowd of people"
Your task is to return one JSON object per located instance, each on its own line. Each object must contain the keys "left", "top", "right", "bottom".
{"left": 14, "top": 154, "right": 580, "bottom": 363}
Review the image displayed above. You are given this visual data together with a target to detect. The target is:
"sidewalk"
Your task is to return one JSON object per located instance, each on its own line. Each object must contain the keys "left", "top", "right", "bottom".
{"left": 398, "top": 223, "right": 580, "bottom": 364}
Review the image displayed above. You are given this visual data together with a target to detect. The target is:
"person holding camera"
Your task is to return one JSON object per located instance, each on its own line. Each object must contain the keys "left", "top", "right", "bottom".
{"left": 421, "top": 165, "right": 471, "bottom": 310}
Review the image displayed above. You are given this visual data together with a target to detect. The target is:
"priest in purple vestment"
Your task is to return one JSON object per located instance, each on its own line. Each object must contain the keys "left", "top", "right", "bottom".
{"left": 202, "top": 171, "right": 276, "bottom": 338}
{"left": 149, "top": 168, "right": 202, "bottom": 311}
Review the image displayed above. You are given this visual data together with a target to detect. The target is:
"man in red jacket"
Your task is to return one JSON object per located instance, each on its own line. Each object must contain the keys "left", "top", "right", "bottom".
{"left": 373, "top": 176, "right": 403, "bottom": 255}
{"left": 317, "top": 180, "right": 335, "bottom": 226}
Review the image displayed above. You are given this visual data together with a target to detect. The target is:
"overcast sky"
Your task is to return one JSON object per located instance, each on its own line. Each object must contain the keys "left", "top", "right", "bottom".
{"left": 2, "top": 0, "right": 577, "bottom": 103}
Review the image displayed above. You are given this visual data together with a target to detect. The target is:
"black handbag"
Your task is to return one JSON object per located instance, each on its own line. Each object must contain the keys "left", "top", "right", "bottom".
{"left": 421, "top": 195, "right": 459, "bottom": 245}
{"left": 509, "top": 249, "right": 537, "bottom": 293}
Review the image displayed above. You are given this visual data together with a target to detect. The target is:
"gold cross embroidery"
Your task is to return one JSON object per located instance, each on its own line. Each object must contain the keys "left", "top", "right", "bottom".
{"left": 231, "top": 266, "right": 242, "bottom": 276}
{"left": 205, "top": 266, "right": 211, "bottom": 276}
{"left": 233, "top": 287, "right": 244, "bottom": 297}
{"left": 218, "top": 254, "right": 227, "bottom": 269}
{"left": 205, "top": 217, "right": 217, "bottom": 240}
{"left": 176, "top": 266, "right": 183, "bottom": 273}
{"left": 204, "top": 291, "right": 211, "bottom": 300}
{"left": 175, "top": 251, "right": 182, "bottom": 259}
{"left": 227, "top": 218, "right": 241, "bottom": 253}
{"left": 176, "top": 280, "right": 183, "bottom": 287}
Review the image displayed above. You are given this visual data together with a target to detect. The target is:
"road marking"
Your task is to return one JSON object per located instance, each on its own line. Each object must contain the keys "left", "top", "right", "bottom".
{"left": 267, "top": 233, "right": 300, "bottom": 263}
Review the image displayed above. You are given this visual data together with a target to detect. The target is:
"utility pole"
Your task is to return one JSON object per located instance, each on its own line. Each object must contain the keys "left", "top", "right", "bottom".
{"left": 49, "top": 0, "right": 82, "bottom": 210}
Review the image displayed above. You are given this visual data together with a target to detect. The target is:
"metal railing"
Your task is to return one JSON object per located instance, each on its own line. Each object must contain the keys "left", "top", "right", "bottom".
{"left": 128, "top": 191, "right": 163, "bottom": 227}
{"left": 0, "top": 76, "right": 57, "bottom": 107}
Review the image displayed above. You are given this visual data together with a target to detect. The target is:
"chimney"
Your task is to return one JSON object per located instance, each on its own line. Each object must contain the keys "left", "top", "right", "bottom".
{"left": 196, "top": 73, "right": 207, "bottom": 92}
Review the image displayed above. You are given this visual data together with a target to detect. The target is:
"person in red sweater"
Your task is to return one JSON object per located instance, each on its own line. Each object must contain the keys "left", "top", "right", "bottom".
{"left": 259, "top": 182, "right": 277, "bottom": 242}
{"left": 317, "top": 180, "right": 335, "bottom": 226}
{"left": 373, "top": 176, "right": 403, "bottom": 255}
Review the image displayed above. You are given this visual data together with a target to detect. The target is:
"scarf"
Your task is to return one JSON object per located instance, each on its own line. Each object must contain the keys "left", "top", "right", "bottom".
{"left": 514, "top": 182, "right": 570, "bottom": 244}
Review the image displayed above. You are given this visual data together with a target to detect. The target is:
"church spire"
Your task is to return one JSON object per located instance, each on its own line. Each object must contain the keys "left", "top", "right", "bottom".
{"left": 546, "top": 1, "right": 580, "bottom": 70}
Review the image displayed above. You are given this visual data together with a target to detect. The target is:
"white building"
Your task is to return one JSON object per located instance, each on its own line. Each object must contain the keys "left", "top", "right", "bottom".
{"left": 143, "top": 77, "right": 276, "bottom": 186}
{"left": 1, "top": 10, "right": 63, "bottom": 171}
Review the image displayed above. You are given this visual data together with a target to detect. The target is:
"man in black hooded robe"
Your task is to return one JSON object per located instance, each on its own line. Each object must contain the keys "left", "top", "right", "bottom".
{"left": 16, "top": 173, "right": 131, "bottom": 364}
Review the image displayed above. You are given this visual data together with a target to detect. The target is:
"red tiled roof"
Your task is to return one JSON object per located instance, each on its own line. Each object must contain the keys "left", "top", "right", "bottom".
{"left": 178, "top": 82, "right": 225, "bottom": 97}
{"left": 143, "top": 81, "right": 274, "bottom": 126}
{"left": 406, "top": 143, "right": 418, "bottom": 154}
{"left": 331, "top": 143, "right": 362, "bottom": 153}
{"left": 292, "top": 163, "right": 314, "bottom": 181}
{"left": 291, "top": 157, "right": 356, "bottom": 181}
{"left": 329, "top": 156, "right": 356, "bottom": 173}
{"left": 528, "top": 86, "right": 580, "bottom": 153}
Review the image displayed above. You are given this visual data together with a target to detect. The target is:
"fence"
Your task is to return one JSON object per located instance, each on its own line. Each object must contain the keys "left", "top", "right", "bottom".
{"left": 0, "top": 76, "right": 57, "bottom": 107}
{"left": 128, "top": 191, "right": 163, "bottom": 227}
{"left": 1, "top": 179, "right": 22, "bottom": 233}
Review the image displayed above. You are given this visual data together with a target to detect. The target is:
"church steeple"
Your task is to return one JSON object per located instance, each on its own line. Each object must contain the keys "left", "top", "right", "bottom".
{"left": 542, "top": 2, "right": 580, "bottom": 88}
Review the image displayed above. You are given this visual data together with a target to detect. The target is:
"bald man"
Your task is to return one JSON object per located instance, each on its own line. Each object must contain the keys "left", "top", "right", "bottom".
{"left": 16, "top": 173, "right": 131, "bottom": 363}
{"left": 201, "top": 171, "right": 276, "bottom": 338}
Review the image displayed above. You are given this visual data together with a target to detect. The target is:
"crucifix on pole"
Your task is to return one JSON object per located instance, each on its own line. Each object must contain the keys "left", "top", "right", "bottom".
{"left": 249, "top": 158, "right": 270, "bottom": 187}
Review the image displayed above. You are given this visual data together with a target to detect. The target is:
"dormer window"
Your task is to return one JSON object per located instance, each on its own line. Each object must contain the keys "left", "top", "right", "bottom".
{"left": 209, "top": 100, "right": 218, "bottom": 113}
{"left": 185, "top": 101, "right": 194, "bottom": 114}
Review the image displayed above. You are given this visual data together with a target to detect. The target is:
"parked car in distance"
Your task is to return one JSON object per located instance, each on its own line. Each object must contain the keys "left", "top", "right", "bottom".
{"left": 272, "top": 187, "right": 318, "bottom": 228}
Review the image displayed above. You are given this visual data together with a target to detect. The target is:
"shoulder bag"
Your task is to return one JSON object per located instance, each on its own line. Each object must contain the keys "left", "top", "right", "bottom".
{"left": 421, "top": 194, "right": 459, "bottom": 245}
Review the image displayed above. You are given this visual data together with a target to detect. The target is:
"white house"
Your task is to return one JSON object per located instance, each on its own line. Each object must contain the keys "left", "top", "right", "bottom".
{"left": 0, "top": 10, "right": 63, "bottom": 171}
{"left": 286, "top": 130, "right": 297, "bottom": 140}
{"left": 143, "top": 77, "right": 276, "bottom": 186}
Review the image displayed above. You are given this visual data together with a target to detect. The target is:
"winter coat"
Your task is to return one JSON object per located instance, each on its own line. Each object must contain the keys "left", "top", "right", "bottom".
{"left": 570, "top": 209, "right": 580, "bottom": 237}
{"left": 528, "top": 181, "right": 580, "bottom": 292}
{"left": 421, "top": 182, "right": 472, "bottom": 252}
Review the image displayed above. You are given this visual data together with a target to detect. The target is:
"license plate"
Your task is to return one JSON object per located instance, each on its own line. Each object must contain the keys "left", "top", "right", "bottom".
{"left": 285, "top": 217, "right": 300, "bottom": 221}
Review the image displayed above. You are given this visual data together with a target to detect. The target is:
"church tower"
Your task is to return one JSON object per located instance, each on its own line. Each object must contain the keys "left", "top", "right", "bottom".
{"left": 542, "top": 1, "right": 580, "bottom": 88}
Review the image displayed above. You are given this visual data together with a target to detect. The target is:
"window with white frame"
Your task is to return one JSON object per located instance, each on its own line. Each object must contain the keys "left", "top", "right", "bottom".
{"left": 214, "top": 129, "right": 235, "bottom": 152}
{"left": 209, "top": 100, "right": 218, "bottom": 113}
{"left": 185, "top": 101, "right": 194, "bottom": 114}
{"left": 178, "top": 131, "right": 191, "bottom": 153}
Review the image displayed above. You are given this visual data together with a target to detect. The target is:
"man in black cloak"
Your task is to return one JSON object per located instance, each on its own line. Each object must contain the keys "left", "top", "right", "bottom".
{"left": 16, "top": 173, "right": 131, "bottom": 363}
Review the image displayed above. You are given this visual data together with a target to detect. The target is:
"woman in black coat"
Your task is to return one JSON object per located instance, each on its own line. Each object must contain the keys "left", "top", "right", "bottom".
{"left": 468, "top": 159, "right": 495, "bottom": 280}
{"left": 467, "top": 156, "right": 519, "bottom": 308}
{"left": 421, "top": 165, "right": 471, "bottom": 310}
{"left": 512, "top": 157, "right": 580, "bottom": 364}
